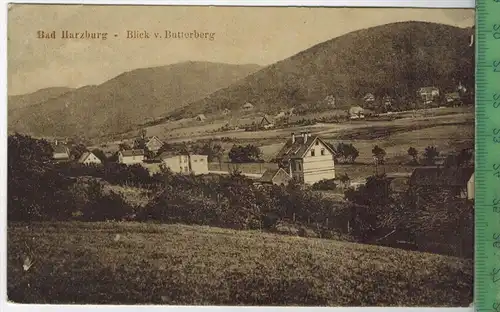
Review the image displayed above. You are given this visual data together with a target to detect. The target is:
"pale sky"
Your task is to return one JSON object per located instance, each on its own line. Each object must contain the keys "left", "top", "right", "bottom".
{"left": 7, "top": 5, "right": 474, "bottom": 95}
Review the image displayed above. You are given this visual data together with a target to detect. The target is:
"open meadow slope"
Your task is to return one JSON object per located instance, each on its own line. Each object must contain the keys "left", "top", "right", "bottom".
{"left": 8, "top": 222, "right": 472, "bottom": 306}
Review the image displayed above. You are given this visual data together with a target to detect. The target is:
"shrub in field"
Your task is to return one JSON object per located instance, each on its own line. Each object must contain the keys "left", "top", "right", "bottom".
{"left": 311, "top": 179, "right": 337, "bottom": 191}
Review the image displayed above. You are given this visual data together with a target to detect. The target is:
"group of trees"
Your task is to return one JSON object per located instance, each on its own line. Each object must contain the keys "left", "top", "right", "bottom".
{"left": 7, "top": 134, "right": 134, "bottom": 221}
{"left": 344, "top": 173, "right": 473, "bottom": 258}
{"left": 407, "top": 146, "right": 473, "bottom": 166}
{"left": 333, "top": 143, "right": 359, "bottom": 163}
{"left": 228, "top": 145, "right": 263, "bottom": 163}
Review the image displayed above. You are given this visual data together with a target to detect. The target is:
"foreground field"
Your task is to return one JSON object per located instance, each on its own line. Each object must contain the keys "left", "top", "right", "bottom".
{"left": 8, "top": 222, "right": 472, "bottom": 306}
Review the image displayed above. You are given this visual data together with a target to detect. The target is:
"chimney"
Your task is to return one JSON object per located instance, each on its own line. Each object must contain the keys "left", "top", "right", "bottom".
{"left": 304, "top": 131, "right": 309, "bottom": 142}
{"left": 291, "top": 132, "right": 295, "bottom": 144}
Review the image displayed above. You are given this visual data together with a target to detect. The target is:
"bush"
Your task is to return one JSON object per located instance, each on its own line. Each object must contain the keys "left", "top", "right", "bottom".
{"left": 312, "top": 179, "right": 337, "bottom": 191}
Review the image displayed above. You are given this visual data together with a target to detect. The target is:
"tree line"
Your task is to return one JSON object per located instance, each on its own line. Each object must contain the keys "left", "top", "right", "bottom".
{"left": 8, "top": 133, "right": 473, "bottom": 258}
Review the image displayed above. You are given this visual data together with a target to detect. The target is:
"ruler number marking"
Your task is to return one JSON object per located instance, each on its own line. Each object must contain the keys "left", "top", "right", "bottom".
{"left": 494, "top": 302, "right": 500, "bottom": 312}
{"left": 493, "top": 128, "right": 500, "bottom": 143}
{"left": 495, "top": 60, "right": 500, "bottom": 72}
{"left": 494, "top": 24, "right": 500, "bottom": 39}
{"left": 494, "top": 93, "right": 500, "bottom": 108}
{"left": 494, "top": 197, "right": 500, "bottom": 213}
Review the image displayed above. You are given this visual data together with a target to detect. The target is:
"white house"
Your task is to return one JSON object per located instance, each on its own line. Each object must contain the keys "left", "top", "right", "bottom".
{"left": 274, "top": 132, "right": 336, "bottom": 184}
{"left": 52, "top": 144, "right": 71, "bottom": 162}
{"left": 158, "top": 152, "right": 209, "bottom": 175}
{"left": 118, "top": 149, "right": 145, "bottom": 165}
{"left": 78, "top": 151, "right": 102, "bottom": 165}
{"left": 349, "top": 106, "right": 365, "bottom": 119}
{"left": 145, "top": 136, "right": 164, "bottom": 154}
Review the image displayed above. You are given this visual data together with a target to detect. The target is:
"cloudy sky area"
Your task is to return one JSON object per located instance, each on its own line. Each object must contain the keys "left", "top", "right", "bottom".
{"left": 8, "top": 5, "right": 474, "bottom": 95}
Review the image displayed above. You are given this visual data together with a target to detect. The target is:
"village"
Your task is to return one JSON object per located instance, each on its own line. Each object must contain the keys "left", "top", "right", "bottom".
{"left": 46, "top": 81, "right": 474, "bottom": 204}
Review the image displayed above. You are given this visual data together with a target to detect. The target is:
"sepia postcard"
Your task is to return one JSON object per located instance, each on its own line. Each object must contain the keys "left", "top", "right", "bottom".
{"left": 7, "top": 4, "right": 475, "bottom": 306}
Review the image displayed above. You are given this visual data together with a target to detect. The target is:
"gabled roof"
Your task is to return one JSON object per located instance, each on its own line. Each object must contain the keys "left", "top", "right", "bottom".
{"left": 275, "top": 135, "right": 335, "bottom": 161}
{"left": 146, "top": 136, "right": 163, "bottom": 144}
{"left": 409, "top": 167, "right": 474, "bottom": 187}
{"left": 78, "top": 151, "right": 91, "bottom": 163}
{"left": 260, "top": 115, "right": 273, "bottom": 125}
{"left": 259, "top": 168, "right": 290, "bottom": 183}
{"left": 120, "top": 149, "right": 144, "bottom": 157}
{"left": 78, "top": 151, "right": 100, "bottom": 163}
{"left": 53, "top": 145, "right": 70, "bottom": 154}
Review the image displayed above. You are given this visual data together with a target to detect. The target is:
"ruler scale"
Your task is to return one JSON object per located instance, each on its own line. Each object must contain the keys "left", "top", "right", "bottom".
{"left": 476, "top": 0, "right": 500, "bottom": 311}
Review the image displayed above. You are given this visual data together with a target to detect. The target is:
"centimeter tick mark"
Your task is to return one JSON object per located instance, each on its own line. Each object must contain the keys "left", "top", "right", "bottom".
{"left": 476, "top": 1, "right": 500, "bottom": 312}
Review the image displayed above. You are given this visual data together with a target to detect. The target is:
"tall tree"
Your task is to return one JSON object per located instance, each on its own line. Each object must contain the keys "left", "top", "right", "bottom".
{"left": 407, "top": 147, "right": 418, "bottom": 164}
{"left": 423, "top": 146, "right": 439, "bottom": 165}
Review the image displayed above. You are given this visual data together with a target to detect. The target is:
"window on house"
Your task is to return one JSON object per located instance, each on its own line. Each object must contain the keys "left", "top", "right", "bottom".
{"left": 298, "top": 162, "right": 302, "bottom": 171}
{"left": 321, "top": 148, "right": 325, "bottom": 156}
{"left": 184, "top": 166, "right": 189, "bottom": 172}
{"left": 200, "top": 159, "right": 204, "bottom": 162}
{"left": 311, "top": 150, "right": 315, "bottom": 157}
{"left": 315, "top": 141, "right": 319, "bottom": 146}
{"left": 292, "top": 161, "right": 296, "bottom": 171}
{"left": 194, "top": 159, "right": 198, "bottom": 162}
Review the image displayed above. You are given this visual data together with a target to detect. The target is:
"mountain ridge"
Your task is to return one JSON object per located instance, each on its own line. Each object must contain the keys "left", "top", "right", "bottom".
{"left": 8, "top": 61, "right": 262, "bottom": 138}
{"left": 171, "top": 21, "right": 474, "bottom": 119}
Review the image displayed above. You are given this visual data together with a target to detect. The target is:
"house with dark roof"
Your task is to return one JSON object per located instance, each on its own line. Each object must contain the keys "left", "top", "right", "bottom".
{"left": 78, "top": 151, "right": 102, "bottom": 165}
{"left": 409, "top": 167, "right": 474, "bottom": 200}
{"left": 118, "top": 149, "right": 145, "bottom": 165}
{"left": 259, "top": 115, "right": 274, "bottom": 129}
{"left": 274, "top": 132, "right": 336, "bottom": 184}
{"left": 259, "top": 168, "right": 292, "bottom": 186}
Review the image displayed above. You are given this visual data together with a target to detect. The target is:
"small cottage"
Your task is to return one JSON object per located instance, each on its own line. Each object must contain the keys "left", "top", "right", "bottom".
{"left": 196, "top": 114, "right": 207, "bottom": 122}
{"left": 349, "top": 106, "right": 365, "bottom": 119}
{"left": 417, "top": 87, "right": 440, "bottom": 103}
{"left": 242, "top": 102, "right": 254, "bottom": 111}
{"left": 363, "top": 93, "right": 375, "bottom": 104}
{"left": 259, "top": 115, "right": 274, "bottom": 129}
{"left": 78, "top": 151, "right": 102, "bottom": 165}
{"left": 52, "top": 144, "right": 71, "bottom": 162}
{"left": 259, "top": 168, "right": 292, "bottom": 186}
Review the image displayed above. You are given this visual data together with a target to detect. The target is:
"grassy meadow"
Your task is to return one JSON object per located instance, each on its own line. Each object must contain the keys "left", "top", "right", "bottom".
{"left": 8, "top": 222, "right": 472, "bottom": 306}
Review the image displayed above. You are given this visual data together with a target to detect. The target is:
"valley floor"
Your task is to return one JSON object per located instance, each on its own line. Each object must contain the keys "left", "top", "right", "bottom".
{"left": 8, "top": 222, "right": 473, "bottom": 306}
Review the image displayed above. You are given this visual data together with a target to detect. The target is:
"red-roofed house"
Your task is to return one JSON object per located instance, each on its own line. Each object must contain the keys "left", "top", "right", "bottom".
{"left": 274, "top": 132, "right": 336, "bottom": 184}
